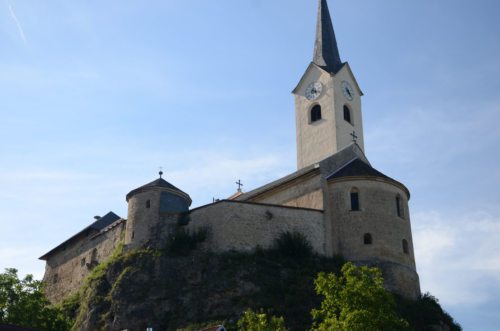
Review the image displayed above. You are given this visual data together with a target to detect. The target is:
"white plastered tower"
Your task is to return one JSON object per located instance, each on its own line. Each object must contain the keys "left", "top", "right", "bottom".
{"left": 293, "top": 0, "right": 364, "bottom": 170}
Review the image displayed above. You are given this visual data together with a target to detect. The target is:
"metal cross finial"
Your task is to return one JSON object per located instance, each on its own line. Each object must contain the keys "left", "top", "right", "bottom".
{"left": 236, "top": 179, "right": 243, "bottom": 192}
{"left": 159, "top": 166, "right": 163, "bottom": 179}
{"left": 350, "top": 131, "right": 358, "bottom": 143}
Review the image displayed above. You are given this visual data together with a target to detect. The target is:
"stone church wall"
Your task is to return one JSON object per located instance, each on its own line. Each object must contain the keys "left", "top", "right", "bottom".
{"left": 42, "top": 221, "right": 125, "bottom": 303}
{"left": 188, "top": 201, "right": 325, "bottom": 254}
{"left": 246, "top": 174, "right": 323, "bottom": 210}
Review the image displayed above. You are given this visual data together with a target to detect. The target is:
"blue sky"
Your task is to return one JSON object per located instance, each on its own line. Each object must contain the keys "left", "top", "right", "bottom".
{"left": 1, "top": 0, "right": 499, "bottom": 329}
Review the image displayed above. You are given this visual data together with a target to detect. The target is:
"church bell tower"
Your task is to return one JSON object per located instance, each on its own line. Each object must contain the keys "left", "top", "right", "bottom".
{"left": 293, "top": 0, "right": 364, "bottom": 170}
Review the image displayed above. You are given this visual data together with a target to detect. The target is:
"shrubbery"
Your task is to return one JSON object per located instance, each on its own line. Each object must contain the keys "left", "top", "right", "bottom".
{"left": 237, "top": 309, "right": 286, "bottom": 331}
{"left": 164, "top": 227, "right": 209, "bottom": 256}
{"left": 271, "top": 231, "right": 313, "bottom": 258}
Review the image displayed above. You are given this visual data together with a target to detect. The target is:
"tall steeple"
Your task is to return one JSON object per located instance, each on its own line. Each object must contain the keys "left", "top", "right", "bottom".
{"left": 293, "top": 0, "right": 364, "bottom": 170}
{"left": 313, "top": 0, "right": 343, "bottom": 73}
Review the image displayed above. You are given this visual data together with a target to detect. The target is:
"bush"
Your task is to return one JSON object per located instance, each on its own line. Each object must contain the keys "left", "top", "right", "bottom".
{"left": 237, "top": 309, "right": 287, "bottom": 331}
{"left": 396, "top": 292, "right": 462, "bottom": 331}
{"left": 271, "top": 232, "right": 313, "bottom": 258}
{"left": 164, "top": 227, "right": 208, "bottom": 256}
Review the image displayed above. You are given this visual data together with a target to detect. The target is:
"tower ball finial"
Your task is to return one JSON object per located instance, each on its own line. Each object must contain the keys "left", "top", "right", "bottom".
{"left": 159, "top": 166, "right": 163, "bottom": 179}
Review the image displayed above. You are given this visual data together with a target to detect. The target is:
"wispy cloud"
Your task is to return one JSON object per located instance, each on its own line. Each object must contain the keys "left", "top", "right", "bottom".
{"left": 413, "top": 210, "right": 500, "bottom": 306}
{"left": 7, "top": 2, "right": 26, "bottom": 43}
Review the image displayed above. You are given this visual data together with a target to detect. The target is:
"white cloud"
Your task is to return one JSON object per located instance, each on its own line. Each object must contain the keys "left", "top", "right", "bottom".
{"left": 413, "top": 210, "right": 500, "bottom": 306}
{"left": 166, "top": 151, "right": 294, "bottom": 205}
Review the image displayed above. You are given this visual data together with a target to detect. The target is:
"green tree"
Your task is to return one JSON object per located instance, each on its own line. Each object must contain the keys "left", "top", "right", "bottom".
{"left": 0, "top": 268, "right": 72, "bottom": 331}
{"left": 237, "top": 309, "right": 287, "bottom": 331}
{"left": 311, "top": 262, "right": 409, "bottom": 331}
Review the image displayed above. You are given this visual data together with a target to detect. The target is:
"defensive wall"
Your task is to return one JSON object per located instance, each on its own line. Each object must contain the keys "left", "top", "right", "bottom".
{"left": 187, "top": 200, "right": 325, "bottom": 254}
{"left": 42, "top": 220, "right": 125, "bottom": 303}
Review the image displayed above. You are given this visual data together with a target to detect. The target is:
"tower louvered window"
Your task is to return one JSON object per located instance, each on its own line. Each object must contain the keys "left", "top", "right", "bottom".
{"left": 344, "top": 105, "right": 352, "bottom": 124}
{"left": 310, "top": 105, "right": 322, "bottom": 123}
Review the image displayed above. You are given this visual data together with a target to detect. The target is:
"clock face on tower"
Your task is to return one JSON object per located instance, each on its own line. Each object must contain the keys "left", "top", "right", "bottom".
{"left": 341, "top": 81, "right": 354, "bottom": 101}
{"left": 305, "top": 82, "right": 323, "bottom": 101}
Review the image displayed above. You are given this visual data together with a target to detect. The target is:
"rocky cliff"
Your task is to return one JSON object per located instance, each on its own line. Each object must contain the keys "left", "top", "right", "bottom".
{"left": 64, "top": 231, "right": 460, "bottom": 331}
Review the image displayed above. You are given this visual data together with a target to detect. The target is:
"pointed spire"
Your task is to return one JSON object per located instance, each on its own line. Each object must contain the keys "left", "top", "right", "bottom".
{"left": 313, "top": 0, "right": 343, "bottom": 73}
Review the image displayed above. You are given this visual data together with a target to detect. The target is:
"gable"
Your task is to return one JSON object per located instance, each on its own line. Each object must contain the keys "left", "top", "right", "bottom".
{"left": 337, "top": 62, "right": 363, "bottom": 96}
{"left": 292, "top": 62, "right": 336, "bottom": 95}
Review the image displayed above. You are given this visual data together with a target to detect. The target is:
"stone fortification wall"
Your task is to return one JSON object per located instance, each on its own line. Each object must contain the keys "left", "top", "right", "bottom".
{"left": 374, "top": 261, "right": 421, "bottom": 299}
{"left": 327, "top": 178, "right": 420, "bottom": 298}
{"left": 188, "top": 201, "right": 325, "bottom": 254}
{"left": 42, "top": 221, "right": 125, "bottom": 303}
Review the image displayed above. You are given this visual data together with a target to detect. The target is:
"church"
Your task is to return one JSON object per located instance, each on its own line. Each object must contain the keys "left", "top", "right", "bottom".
{"left": 40, "top": 0, "right": 420, "bottom": 303}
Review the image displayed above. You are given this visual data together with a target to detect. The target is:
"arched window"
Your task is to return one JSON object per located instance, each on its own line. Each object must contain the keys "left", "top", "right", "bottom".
{"left": 343, "top": 105, "right": 352, "bottom": 124}
{"left": 402, "top": 239, "right": 409, "bottom": 254}
{"left": 350, "top": 188, "right": 360, "bottom": 211}
{"left": 146, "top": 200, "right": 151, "bottom": 208}
{"left": 396, "top": 196, "right": 403, "bottom": 218}
{"left": 364, "top": 233, "right": 372, "bottom": 245}
{"left": 310, "top": 105, "right": 322, "bottom": 123}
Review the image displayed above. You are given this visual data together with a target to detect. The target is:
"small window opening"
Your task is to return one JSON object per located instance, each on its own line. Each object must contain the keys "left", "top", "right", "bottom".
{"left": 53, "top": 274, "right": 58, "bottom": 284}
{"left": 131, "top": 231, "right": 135, "bottom": 239}
{"left": 343, "top": 105, "right": 352, "bottom": 124}
{"left": 402, "top": 239, "right": 409, "bottom": 254}
{"left": 310, "top": 105, "right": 322, "bottom": 123}
{"left": 363, "top": 233, "right": 373, "bottom": 245}
{"left": 396, "top": 196, "right": 404, "bottom": 218}
{"left": 350, "top": 188, "right": 360, "bottom": 211}
{"left": 146, "top": 200, "right": 151, "bottom": 208}
{"left": 91, "top": 248, "right": 98, "bottom": 263}
{"left": 81, "top": 258, "right": 86, "bottom": 267}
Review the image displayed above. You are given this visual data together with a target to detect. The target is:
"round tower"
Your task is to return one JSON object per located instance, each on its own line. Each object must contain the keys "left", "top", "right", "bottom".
{"left": 124, "top": 173, "right": 192, "bottom": 248}
{"left": 326, "top": 158, "right": 420, "bottom": 299}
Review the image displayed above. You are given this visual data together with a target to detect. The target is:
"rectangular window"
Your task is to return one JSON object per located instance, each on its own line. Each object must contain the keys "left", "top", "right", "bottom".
{"left": 350, "top": 192, "right": 359, "bottom": 211}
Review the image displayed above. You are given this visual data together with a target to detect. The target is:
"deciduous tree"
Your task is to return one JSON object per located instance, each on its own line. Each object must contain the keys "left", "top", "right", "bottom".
{"left": 0, "top": 268, "right": 72, "bottom": 331}
{"left": 311, "top": 262, "right": 409, "bottom": 331}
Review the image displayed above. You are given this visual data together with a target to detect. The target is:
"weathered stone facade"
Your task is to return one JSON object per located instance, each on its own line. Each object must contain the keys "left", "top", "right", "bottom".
{"left": 41, "top": 217, "right": 125, "bottom": 303}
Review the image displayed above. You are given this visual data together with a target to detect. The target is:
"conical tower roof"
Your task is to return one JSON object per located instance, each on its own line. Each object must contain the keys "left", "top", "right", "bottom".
{"left": 126, "top": 177, "right": 191, "bottom": 204}
{"left": 313, "top": 0, "right": 343, "bottom": 73}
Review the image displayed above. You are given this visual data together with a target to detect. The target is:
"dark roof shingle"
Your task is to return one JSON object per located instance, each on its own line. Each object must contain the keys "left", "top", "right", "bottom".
{"left": 126, "top": 178, "right": 188, "bottom": 202}
{"left": 39, "top": 211, "right": 121, "bottom": 260}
